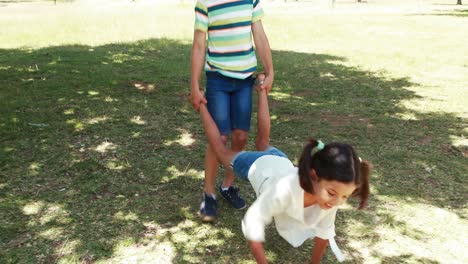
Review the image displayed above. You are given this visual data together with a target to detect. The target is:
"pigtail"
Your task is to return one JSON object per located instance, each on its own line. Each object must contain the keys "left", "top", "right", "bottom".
{"left": 298, "top": 139, "right": 319, "bottom": 193}
{"left": 355, "top": 160, "right": 372, "bottom": 210}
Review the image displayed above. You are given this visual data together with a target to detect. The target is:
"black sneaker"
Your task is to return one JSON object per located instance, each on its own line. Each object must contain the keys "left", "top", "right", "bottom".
{"left": 219, "top": 185, "right": 246, "bottom": 210}
{"left": 199, "top": 193, "right": 217, "bottom": 222}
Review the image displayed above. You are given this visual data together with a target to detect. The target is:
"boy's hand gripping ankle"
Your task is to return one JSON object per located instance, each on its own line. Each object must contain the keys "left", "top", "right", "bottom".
{"left": 254, "top": 73, "right": 266, "bottom": 93}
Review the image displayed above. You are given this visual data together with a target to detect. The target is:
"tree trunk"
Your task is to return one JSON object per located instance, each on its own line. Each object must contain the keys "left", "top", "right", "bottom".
{"left": 457, "top": 0, "right": 462, "bottom": 5}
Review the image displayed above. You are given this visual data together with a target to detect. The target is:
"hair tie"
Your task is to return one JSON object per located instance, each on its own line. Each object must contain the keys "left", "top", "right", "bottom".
{"left": 311, "top": 140, "right": 325, "bottom": 156}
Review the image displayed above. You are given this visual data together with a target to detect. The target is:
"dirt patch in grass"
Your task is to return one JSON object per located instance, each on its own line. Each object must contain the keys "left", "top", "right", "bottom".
{"left": 319, "top": 112, "right": 373, "bottom": 129}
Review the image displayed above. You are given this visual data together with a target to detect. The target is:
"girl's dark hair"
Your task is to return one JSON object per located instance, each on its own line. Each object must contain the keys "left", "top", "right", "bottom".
{"left": 298, "top": 139, "right": 371, "bottom": 209}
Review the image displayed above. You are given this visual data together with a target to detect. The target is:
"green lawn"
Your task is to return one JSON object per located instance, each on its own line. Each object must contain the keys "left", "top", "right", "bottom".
{"left": 0, "top": 0, "right": 467, "bottom": 263}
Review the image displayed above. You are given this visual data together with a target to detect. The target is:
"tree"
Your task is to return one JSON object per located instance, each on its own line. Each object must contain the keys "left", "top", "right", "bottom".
{"left": 457, "top": 0, "right": 462, "bottom": 5}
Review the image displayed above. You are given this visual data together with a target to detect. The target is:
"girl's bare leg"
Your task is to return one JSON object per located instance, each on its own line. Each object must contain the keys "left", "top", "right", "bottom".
{"left": 255, "top": 74, "right": 270, "bottom": 151}
{"left": 199, "top": 104, "right": 237, "bottom": 168}
{"left": 199, "top": 73, "right": 271, "bottom": 166}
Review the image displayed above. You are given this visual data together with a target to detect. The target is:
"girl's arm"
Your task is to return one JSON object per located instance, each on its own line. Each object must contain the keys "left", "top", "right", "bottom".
{"left": 242, "top": 183, "right": 287, "bottom": 263}
{"left": 311, "top": 237, "right": 328, "bottom": 264}
{"left": 248, "top": 241, "right": 268, "bottom": 264}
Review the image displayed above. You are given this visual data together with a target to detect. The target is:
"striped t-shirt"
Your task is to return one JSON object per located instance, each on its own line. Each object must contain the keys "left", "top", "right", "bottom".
{"left": 194, "top": 0, "right": 264, "bottom": 79}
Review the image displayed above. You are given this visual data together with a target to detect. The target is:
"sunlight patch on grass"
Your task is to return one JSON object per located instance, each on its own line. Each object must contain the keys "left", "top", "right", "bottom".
{"left": 132, "top": 132, "right": 141, "bottom": 138}
{"left": 319, "top": 72, "right": 337, "bottom": 79}
{"left": 108, "top": 239, "right": 175, "bottom": 264}
{"left": 3, "top": 146, "right": 15, "bottom": 152}
{"left": 161, "top": 165, "right": 204, "bottom": 183}
{"left": 114, "top": 211, "right": 139, "bottom": 222}
{"left": 130, "top": 116, "right": 146, "bottom": 125}
{"left": 393, "top": 111, "right": 419, "bottom": 121}
{"left": 398, "top": 85, "right": 468, "bottom": 118}
{"left": 23, "top": 203, "right": 72, "bottom": 227}
{"left": 38, "top": 204, "right": 71, "bottom": 226}
{"left": 164, "top": 129, "right": 195, "bottom": 147}
{"left": 179, "top": 206, "right": 195, "bottom": 220}
{"left": 108, "top": 53, "right": 134, "bottom": 64}
{"left": 23, "top": 201, "right": 45, "bottom": 215}
{"left": 87, "top": 90, "right": 99, "bottom": 96}
{"left": 104, "top": 96, "right": 118, "bottom": 102}
{"left": 66, "top": 119, "right": 84, "bottom": 131}
{"left": 55, "top": 240, "right": 81, "bottom": 263}
{"left": 28, "top": 162, "right": 42, "bottom": 176}
{"left": 143, "top": 219, "right": 233, "bottom": 262}
{"left": 39, "top": 227, "right": 64, "bottom": 240}
{"left": 350, "top": 197, "right": 468, "bottom": 263}
{"left": 105, "top": 158, "right": 129, "bottom": 171}
{"left": 450, "top": 134, "right": 468, "bottom": 148}
{"left": 268, "top": 91, "right": 303, "bottom": 101}
{"left": 114, "top": 237, "right": 137, "bottom": 250}
{"left": 86, "top": 116, "right": 109, "bottom": 125}
{"left": 265, "top": 251, "right": 279, "bottom": 263}
{"left": 47, "top": 59, "right": 58, "bottom": 66}
{"left": 133, "top": 82, "right": 155, "bottom": 93}
{"left": 94, "top": 141, "right": 117, "bottom": 153}
{"left": 348, "top": 238, "right": 372, "bottom": 260}
{"left": 165, "top": 165, "right": 203, "bottom": 181}
{"left": 63, "top": 108, "right": 74, "bottom": 115}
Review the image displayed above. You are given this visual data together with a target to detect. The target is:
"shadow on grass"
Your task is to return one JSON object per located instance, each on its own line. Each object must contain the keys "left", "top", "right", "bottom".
{"left": 0, "top": 39, "right": 466, "bottom": 263}
{"left": 379, "top": 254, "right": 440, "bottom": 264}
{"left": 411, "top": 8, "right": 468, "bottom": 17}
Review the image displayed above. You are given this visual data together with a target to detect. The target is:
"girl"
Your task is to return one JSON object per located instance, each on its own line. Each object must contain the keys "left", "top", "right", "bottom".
{"left": 198, "top": 74, "right": 371, "bottom": 263}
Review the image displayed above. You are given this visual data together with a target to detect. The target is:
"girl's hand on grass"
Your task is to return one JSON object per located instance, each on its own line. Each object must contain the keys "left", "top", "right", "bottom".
{"left": 248, "top": 240, "right": 268, "bottom": 264}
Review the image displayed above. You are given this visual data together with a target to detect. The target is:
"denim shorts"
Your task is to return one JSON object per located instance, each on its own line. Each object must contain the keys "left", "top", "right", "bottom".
{"left": 230, "top": 147, "right": 289, "bottom": 180}
{"left": 205, "top": 71, "right": 254, "bottom": 135}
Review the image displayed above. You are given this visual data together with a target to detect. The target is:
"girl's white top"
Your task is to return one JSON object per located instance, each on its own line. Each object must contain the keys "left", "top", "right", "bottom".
{"left": 242, "top": 155, "right": 345, "bottom": 261}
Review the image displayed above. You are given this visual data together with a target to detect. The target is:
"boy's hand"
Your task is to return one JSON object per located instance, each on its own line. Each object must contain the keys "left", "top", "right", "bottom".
{"left": 259, "top": 73, "right": 273, "bottom": 94}
{"left": 254, "top": 73, "right": 267, "bottom": 93}
{"left": 190, "top": 88, "right": 207, "bottom": 112}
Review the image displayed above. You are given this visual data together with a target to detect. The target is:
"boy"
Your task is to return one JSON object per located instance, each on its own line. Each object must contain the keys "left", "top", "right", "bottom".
{"left": 190, "top": 0, "right": 274, "bottom": 222}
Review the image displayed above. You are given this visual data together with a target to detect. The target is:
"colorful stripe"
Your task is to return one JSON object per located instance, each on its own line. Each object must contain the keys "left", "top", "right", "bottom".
{"left": 194, "top": 0, "right": 264, "bottom": 79}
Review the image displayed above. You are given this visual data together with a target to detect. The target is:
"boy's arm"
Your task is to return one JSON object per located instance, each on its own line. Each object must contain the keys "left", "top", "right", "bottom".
{"left": 252, "top": 21, "right": 274, "bottom": 94}
{"left": 190, "top": 30, "right": 207, "bottom": 111}
{"left": 311, "top": 237, "right": 329, "bottom": 264}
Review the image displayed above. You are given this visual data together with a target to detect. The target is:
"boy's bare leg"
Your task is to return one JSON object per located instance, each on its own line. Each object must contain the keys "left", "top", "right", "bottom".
{"left": 255, "top": 74, "right": 270, "bottom": 151}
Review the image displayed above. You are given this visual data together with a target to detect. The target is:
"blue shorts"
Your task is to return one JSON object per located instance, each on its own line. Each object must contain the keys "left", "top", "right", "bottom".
{"left": 230, "top": 147, "right": 288, "bottom": 180}
{"left": 205, "top": 71, "right": 254, "bottom": 135}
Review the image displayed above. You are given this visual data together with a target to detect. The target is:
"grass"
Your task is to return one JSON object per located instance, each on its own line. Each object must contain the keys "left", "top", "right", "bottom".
{"left": 0, "top": 0, "right": 467, "bottom": 263}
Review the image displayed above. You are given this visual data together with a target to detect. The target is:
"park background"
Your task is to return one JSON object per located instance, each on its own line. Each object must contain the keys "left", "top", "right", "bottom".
{"left": 0, "top": 0, "right": 467, "bottom": 263}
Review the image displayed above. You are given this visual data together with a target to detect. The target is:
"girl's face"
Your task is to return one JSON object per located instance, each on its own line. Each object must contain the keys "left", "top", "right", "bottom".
{"left": 310, "top": 171, "right": 357, "bottom": 209}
